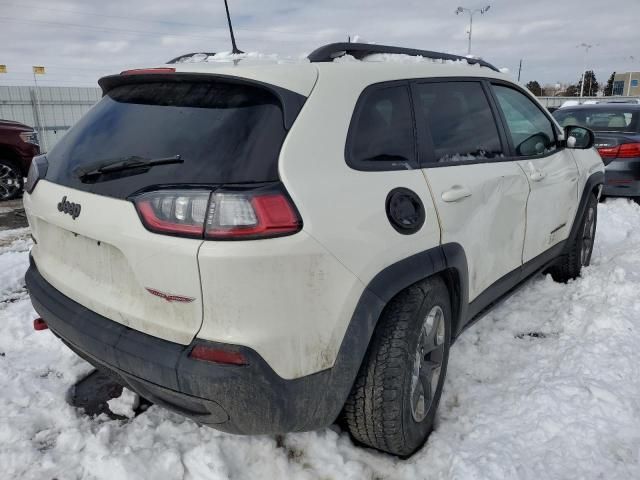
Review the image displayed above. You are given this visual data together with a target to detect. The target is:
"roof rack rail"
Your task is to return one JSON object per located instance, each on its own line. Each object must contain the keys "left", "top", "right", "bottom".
{"left": 307, "top": 42, "right": 500, "bottom": 72}
{"left": 167, "top": 52, "right": 217, "bottom": 64}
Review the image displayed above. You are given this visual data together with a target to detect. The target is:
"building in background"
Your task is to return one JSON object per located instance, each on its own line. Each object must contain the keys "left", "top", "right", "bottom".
{"left": 613, "top": 72, "right": 640, "bottom": 96}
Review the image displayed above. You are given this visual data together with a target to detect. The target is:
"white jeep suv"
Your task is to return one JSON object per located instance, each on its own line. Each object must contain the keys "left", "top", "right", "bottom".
{"left": 23, "top": 43, "right": 604, "bottom": 457}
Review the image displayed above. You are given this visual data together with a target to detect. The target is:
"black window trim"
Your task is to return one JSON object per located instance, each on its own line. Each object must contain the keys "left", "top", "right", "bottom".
{"left": 344, "top": 76, "right": 566, "bottom": 172}
{"left": 344, "top": 80, "right": 419, "bottom": 172}
{"left": 411, "top": 77, "right": 565, "bottom": 169}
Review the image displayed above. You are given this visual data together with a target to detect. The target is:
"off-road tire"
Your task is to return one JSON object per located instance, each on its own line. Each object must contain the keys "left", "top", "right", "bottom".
{"left": 342, "top": 277, "right": 451, "bottom": 457}
{"left": 548, "top": 193, "right": 598, "bottom": 283}
{"left": 0, "top": 159, "right": 24, "bottom": 201}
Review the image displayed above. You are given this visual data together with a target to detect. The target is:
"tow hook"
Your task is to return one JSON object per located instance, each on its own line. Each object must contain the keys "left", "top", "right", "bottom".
{"left": 33, "top": 318, "right": 48, "bottom": 331}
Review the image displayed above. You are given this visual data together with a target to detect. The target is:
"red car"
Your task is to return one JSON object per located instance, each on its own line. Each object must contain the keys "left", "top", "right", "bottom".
{"left": 0, "top": 120, "right": 40, "bottom": 200}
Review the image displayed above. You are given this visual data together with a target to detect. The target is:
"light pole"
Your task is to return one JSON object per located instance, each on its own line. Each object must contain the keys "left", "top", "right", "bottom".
{"left": 624, "top": 56, "right": 636, "bottom": 96}
{"left": 455, "top": 5, "right": 491, "bottom": 56}
{"left": 577, "top": 43, "right": 596, "bottom": 98}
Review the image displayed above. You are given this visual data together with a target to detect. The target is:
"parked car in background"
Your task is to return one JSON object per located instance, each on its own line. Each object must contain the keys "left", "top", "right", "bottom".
{"left": 0, "top": 120, "right": 40, "bottom": 200}
{"left": 553, "top": 104, "right": 640, "bottom": 199}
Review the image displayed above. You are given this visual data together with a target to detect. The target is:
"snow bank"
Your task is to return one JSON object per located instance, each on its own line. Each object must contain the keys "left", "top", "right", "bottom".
{"left": 2, "top": 199, "right": 640, "bottom": 479}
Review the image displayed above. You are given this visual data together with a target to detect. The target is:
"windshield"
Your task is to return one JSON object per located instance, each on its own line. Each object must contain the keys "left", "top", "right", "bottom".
{"left": 553, "top": 108, "right": 639, "bottom": 133}
{"left": 45, "top": 81, "right": 288, "bottom": 199}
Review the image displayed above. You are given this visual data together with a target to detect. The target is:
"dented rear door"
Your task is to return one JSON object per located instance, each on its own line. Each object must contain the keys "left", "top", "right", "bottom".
{"left": 412, "top": 79, "right": 529, "bottom": 301}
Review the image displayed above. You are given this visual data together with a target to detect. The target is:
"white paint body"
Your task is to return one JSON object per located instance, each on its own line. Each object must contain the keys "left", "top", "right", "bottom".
{"left": 23, "top": 60, "right": 604, "bottom": 380}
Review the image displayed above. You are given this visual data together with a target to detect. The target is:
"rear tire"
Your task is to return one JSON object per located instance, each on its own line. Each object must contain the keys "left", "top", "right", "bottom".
{"left": 342, "top": 277, "right": 451, "bottom": 457}
{"left": 0, "top": 159, "right": 24, "bottom": 201}
{"left": 548, "top": 193, "right": 598, "bottom": 283}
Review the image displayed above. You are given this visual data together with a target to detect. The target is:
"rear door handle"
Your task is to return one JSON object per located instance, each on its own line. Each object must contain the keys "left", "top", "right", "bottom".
{"left": 441, "top": 185, "right": 472, "bottom": 202}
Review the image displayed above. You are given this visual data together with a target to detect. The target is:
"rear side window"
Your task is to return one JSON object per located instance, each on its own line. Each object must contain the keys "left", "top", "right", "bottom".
{"left": 414, "top": 81, "right": 503, "bottom": 164}
{"left": 45, "top": 81, "right": 289, "bottom": 199}
{"left": 347, "top": 85, "right": 416, "bottom": 170}
{"left": 492, "top": 85, "right": 557, "bottom": 157}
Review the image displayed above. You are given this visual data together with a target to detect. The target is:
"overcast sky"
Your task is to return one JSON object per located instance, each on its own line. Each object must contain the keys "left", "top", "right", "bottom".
{"left": 0, "top": 0, "right": 638, "bottom": 89}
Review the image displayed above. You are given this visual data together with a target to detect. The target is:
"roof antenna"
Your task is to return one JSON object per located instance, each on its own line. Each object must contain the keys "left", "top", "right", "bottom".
{"left": 223, "top": 0, "right": 243, "bottom": 54}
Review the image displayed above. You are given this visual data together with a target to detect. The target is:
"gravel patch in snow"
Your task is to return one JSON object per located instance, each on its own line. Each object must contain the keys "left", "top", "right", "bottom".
{"left": 1, "top": 199, "right": 640, "bottom": 479}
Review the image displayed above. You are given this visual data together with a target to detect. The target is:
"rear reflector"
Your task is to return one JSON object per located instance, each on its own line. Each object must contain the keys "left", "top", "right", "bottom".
{"left": 33, "top": 318, "right": 48, "bottom": 331}
{"left": 121, "top": 68, "right": 176, "bottom": 75}
{"left": 190, "top": 345, "right": 247, "bottom": 365}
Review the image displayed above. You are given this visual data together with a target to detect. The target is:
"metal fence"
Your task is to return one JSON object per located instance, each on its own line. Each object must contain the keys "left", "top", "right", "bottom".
{"left": 0, "top": 85, "right": 101, "bottom": 153}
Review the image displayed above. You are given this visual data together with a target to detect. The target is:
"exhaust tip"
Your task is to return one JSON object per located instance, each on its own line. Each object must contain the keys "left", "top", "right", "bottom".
{"left": 33, "top": 318, "right": 48, "bottom": 331}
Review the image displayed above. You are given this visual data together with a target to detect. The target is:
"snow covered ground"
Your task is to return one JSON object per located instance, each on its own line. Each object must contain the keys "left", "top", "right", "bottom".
{"left": 1, "top": 199, "right": 640, "bottom": 479}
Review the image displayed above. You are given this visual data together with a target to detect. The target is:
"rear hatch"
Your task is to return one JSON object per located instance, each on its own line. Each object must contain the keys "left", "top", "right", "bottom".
{"left": 25, "top": 72, "right": 308, "bottom": 344}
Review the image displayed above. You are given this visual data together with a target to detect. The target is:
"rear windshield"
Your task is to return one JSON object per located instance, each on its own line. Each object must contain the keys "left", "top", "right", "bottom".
{"left": 553, "top": 108, "right": 639, "bottom": 133}
{"left": 45, "top": 81, "right": 288, "bottom": 198}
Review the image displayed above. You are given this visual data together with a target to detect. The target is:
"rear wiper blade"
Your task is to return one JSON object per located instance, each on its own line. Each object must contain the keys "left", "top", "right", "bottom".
{"left": 75, "top": 155, "right": 182, "bottom": 179}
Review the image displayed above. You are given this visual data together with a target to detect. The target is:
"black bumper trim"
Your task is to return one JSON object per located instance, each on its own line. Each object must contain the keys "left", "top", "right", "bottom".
{"left": 25, "top": 259, "right": 360, "bottom": 434}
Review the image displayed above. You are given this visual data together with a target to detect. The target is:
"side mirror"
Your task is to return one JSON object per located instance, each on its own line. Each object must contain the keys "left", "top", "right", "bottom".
{"left": 564, "top": 125, "right": 594, "bottom": 150}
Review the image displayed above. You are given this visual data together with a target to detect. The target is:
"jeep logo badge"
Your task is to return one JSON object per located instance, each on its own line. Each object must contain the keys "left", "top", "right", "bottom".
{"left": 57, "top": 196, "right": 81, "bottom": 220}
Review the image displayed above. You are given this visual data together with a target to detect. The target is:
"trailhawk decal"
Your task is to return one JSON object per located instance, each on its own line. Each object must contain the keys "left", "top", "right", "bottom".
{"left": 145, "top": 287, "right": 195, "bottom": 303}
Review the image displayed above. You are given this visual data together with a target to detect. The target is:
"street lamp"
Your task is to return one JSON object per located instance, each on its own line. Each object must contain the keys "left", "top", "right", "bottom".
{"left": 455, "top": 5, "right": 491, "bottom": 56}
{"left": 577, "top": 43, "right": 597, "bottom": 98}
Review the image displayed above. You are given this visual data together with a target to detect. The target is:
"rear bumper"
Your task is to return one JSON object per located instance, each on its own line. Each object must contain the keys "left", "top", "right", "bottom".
{"left": 25, "top": 258, "right": 356, "bottom": 434}
{"left": 604, "top": 158, "right": 640, "bottom": 197}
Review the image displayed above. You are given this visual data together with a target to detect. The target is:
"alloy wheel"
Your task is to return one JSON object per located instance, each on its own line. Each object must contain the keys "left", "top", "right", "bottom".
{"left": 0, "top": 163, "right": 21, "bottom": 200}
{"left": 410, "top": 305, "right": 445, "bottom": 422}
{"left": 581, "top": 206, "right": 596, "bottom": 266}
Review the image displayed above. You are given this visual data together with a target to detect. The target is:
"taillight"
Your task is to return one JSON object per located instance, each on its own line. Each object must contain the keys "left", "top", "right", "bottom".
{"left": 598, "top": 143, "right": 640, "bottom": 159}
{"left": 134, "top": 190, "right": 211, "bottom": 238}
{"left": 205, "top": 192, "right": 300, "bottom": 239}
{"left": 132, "top": 186, "right": 302, "bottom": 240}
{"left": 597, "top": 146, "right": 619, "bottom": 159}
{"left": 617, "top": 143, "right": 640, "bottom": 158}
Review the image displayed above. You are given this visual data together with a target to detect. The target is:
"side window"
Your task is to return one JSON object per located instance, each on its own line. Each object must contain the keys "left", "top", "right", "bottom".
{"left": 348, "top": 85, "right": 416, "bottom": 170}
{"left": 414, "top": 81, "right": 503, "bottom": 164}
{"left": 492, "top": 85, "right": 557, "bottom": 157}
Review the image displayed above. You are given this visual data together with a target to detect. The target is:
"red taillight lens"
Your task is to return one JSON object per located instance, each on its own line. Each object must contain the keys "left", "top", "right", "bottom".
{"left": 133, "top": 187, "right": 301, "bottom": 240}
{"left": 205, "top": 192, "right": 300, "bottom": 239}
{"left": 121, "top": 67, "right": 176, "bottom": 75}
{"left": 617, "top": 143, "right": 640, "bottom": 158}
{"left": 190, "top": 345, "right": 247, "bottom": 365}
{"left": 598, "top": 143, "right": 640, "bottom": 160}
{"left": 597, "top": 146, "right": 620, "bottom": 159}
